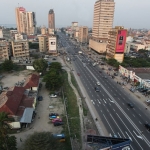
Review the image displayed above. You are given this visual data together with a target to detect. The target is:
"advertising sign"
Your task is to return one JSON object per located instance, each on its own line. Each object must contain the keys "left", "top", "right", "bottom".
{"left": 116, "top": 30, "right": 127, "bottom": 53}
{"left": 48, "top": 37, "right": 57, "bottom": 53}
{"left": 19, "top": 7, "right": 26, "bottom": 12}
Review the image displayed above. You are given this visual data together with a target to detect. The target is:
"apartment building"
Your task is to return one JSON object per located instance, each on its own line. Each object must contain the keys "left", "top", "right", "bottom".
{"left": 0, "top": 29, "right": 3, "bottom": 38}
{"left": 71, "top": 22, "right": 78, "bottom": 31}
{"left": 106, "top": 26, "right": 127, "bottom": 63}
{"left": 48, "top": 9, "right": 55, "bottom": 33}
{"left": 89, "top": 0, "right": 115, "bottom": 53}
{"left": 78, "top": 26, "right": 88, "bottom": 43}
{"left": 11, "top": 40, "right": 29, "bottom": 58}
{"left": 15, "top": 7, "right": 36, "bottom": 35}
{"left": 0, "top": 42, "right": 11, "bottom": 60}
{"left": 48, "top": 35, "right": 57, "bottom": 54}
{"left": 38, "top": 35, "right": 48, "bottom": 52}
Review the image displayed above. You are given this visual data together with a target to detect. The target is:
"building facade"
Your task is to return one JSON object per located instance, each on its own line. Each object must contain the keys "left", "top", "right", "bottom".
{"left": 48, "top": 35, "right": 57, "bottom": 54}
{"left": 41, "top": 27, "right": 47, "bottom": 35}
{"left": 11, "top": 40, "right": 29, "bottom": 58}
{"left": 106, "top": 26, "right": 127, "bottom": 63}
{"left": 71, "top": 22, "right": 78, "bottom": 31}
{"left": 0, "top": 41, "right": 11, "bottom": 60}
{"left": 38, "top": 35, "right": 48, "bottom": 52}
{"left": 48, "top": 9, "right": 55, "bottom": 32}
{"left": 15, "top": 7, "right": 36, "bottom": 35}
{"left": 89, "top": 0, "right": 115, "bottom": 53}
{"left": 78, "top": 26, "right": 88, "bottom": 43}
{"left": 0, "top": 29, "right": 3, "bottom": 38}
{"left": 92, "top": 0, "right": 115, "bottom": 39}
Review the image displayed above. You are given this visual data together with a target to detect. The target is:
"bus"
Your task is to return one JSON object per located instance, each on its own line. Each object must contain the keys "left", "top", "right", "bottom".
{"left": 53, "top": 134, "right": 65, "bottom": 142}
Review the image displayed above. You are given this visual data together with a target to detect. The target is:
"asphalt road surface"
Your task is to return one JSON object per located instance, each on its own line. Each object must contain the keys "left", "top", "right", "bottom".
{"left": 58, "top": 32, "right": 150, "bottom": 150}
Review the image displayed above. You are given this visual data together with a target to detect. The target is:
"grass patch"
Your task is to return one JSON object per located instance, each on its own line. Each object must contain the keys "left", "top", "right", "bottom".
{"left": 62, "top": 71, "right": 81, "bottom": 149}
{"left": 70, "top": 73, "right": 88, "bottom": 116}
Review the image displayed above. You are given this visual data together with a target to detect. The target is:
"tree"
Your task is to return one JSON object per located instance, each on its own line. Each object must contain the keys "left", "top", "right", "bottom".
{"left": 43, "top": 69, "right": 63, "bottom": 90}
{"left": 2, "top": 59, "right": 14, "bottom": 71}
{"left": 33, "top": 59, "right": 48, "bottom": 73}
{"left": 29, "top": 42, "right": 39, "bottom": 49}
{"left": 23, "top": 132, "right": 64, "bottom": 150}
{"left": 50, "top": 62, "right": 62, "bottom": 71}
{"left": 0, "top": 112, "right": 17, "bottom": 150}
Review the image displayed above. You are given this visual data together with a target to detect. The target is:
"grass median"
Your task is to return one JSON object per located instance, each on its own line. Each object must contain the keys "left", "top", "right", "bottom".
{"left": 62, "top": 71, "right": 81, "bottom": 149}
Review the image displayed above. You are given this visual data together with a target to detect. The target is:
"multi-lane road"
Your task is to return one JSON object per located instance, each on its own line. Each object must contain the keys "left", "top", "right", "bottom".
{"left": 58, "top": 32, "right": 150, "bottom": 150}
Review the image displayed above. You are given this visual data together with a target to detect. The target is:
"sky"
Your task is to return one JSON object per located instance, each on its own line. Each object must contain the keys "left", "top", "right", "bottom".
{"left": 0, "top": 0, "right": 149, "bottom": 29}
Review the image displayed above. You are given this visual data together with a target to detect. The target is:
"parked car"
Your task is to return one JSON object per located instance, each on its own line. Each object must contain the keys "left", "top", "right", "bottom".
{"left": 54, "top": 122, "right": 64, "bottom": 126}
{"left": 52, "top": 118, "right": 62, "bottom": 123}
{"left": 50, "top": 94, "right": 57, "bottom": 98}
{"left": 144, "top": 123, "right": 150, "bottom": 131}
{"left": 127, "top": 103, "right": 134, "bottom": 108}
{"left": 52, "top": 58, "right": 56, "bottom": 60}
{"left": 49, "top": 113, "right": 59, "bottom": 116}
{"left": 49, "top": 115, "right": 60, "bottom": 120}
{"left": 38, "top": 96, "right": 43, "bottom": 101}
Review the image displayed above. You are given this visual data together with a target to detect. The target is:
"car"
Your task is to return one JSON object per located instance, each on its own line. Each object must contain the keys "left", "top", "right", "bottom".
{"left": 127, "top": 103, "right": 134, "bottom": 108}
{"left": 99, "top": 71, "right": 102, "bottom": 73}
{"left": 95, "top": 87, "right": 99, "bottom": 92}
{"left": 97, "top": 81, "right": 100, "bottom": 86}
{"left": 49, "top": 113, "right": 59, "bottom": 116}
{"left": 49, "top": 115, "right": 60, "bottom": 120}
{"left": 38, "top": 96, "right": 43, "bottom": 101}
{"left": 144, "top": 123, "right": 150, "bottom": 131}
{"left": 54, "top": 122, "right": 64, "bottom": 126}
{"left": 50, "top": 94, "right": 57, "bottom": 98}
{"left": 146, "top": 99, "right": 150, "bottom": 103}
{"left": 52, "top": 118, "right": 62, "bottom": 123}
{"left": 104, "top": 76, "right": 107, "bottom": 79}
{"left": 52, "top": 58, "right": 56, "bottom": 60}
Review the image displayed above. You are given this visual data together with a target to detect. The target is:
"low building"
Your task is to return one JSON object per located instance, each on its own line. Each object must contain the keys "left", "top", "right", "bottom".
{"left": 89, "top": 37, "right": 107, "bottom": 53}
{"left": 41, "top": 27, "right": 47, "bottom": 35}
{"left": 78, "top": 26, "right": 88, "bottom": 43}
{"left": 130, "top": 42, "right": 146, "bottom": 51}
{"left": 15, "top": 33, "right": 27, "bottom": 40}
{"left": 11, "top": 40, "right": 29, "bottom": 58}
{"left": 106, "top": 26, "right": 127, "bottom": 63}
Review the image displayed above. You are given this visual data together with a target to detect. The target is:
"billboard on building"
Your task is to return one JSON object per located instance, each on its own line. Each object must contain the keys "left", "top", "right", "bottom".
{"left": 19, "top": 7, "right": 26, "bottom": 12}
{"left": 116, "top": 30, "right": 127, "bottom": 53}
{"left": 48, "top": 37, "right": 57, "bottom": 53}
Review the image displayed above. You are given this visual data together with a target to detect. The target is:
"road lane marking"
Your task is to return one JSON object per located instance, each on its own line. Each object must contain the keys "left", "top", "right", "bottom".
{"left": 133, "top": 130, "right": 143, "bottom": 140}
{"left": 103, "top": 114, "right": 115, "bottom": 134}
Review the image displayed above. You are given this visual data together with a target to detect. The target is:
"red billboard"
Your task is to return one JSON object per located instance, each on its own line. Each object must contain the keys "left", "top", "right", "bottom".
{"left": 115, "top": 30, "right": 127, "bottom": 53}
{"left": 19, "top": 7, "right": 26, "bottom": 12}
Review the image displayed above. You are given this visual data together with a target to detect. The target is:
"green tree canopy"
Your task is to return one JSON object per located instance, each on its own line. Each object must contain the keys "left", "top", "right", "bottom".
{"left": 2, "top": 59, "right": 14, "bottom": 71}
{"left": 33, "top": 58, "right": 48, "bottom": 73}
{"left": 50, "top": 62, "right": 62, "bottom": 71}
{"left": 23, "top": 132, "right": 64, "bottom": 150}
{"left": 43, "top": 69, "right": 62, "bottom": 90}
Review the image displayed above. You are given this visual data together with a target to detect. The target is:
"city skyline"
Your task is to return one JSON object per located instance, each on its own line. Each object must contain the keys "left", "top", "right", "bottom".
{"left": 0, "top": 0, "right": 150, "bottom": 29}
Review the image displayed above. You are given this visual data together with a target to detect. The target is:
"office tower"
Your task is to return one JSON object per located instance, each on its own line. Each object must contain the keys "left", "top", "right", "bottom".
{"left": 78, "top": 26, "right": 88, "bottom": 43}
{"left": 106, "top": 26, "right": 127, "bottom": 63}
{"left": 89, "top": 0, "right": 115, "bottom": 53}
{"left": 92, "top": 0, "right": 115, "bottom": 39}
{"left": 48, "top": 9, "right": 55, "bottom": 32}
{"left": 15, "top": 7, "right": 36, "bottom": 35}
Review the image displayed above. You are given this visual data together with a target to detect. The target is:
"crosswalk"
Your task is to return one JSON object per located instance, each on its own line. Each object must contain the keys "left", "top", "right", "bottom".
{"left": 91, "top": 98, "right": 114, "bottom": 105}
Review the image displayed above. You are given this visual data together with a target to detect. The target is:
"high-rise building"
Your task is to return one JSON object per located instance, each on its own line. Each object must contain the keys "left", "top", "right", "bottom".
{"left": 92, "top": 0, "right": 115, "bottom": 39}
{"left": 89, "top": 0, "right": 115, "bottom": 53}
{"left": 15, "top": 7, "right": 36, "bottom": 35}
{"left": 106, "top": 26, "right": 127, "bottom": 63}
{"left": 48, "top": 9, "right": 55, "bottom": 33}
{"left": 78, "top": 26, "right": 88, "bottom": 43}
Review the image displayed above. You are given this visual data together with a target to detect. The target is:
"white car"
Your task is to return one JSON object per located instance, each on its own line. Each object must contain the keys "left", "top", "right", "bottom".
{"left": 50, "top": 94, "right": 57, "bottom": 98}
{"left": 146, "top": 100, "right": 150, "bottom": 103}
{"left": 97, "top": 81, "right": 100, "bottom": 86}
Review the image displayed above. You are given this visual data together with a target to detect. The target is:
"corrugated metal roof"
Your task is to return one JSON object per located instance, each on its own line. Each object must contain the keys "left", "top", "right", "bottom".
{"left": 20, "top": 108, "right": 34, "bottom": 123}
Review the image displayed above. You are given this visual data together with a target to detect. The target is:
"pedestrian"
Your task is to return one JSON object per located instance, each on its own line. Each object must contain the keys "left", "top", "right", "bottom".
{"left": 20, "top": 138, "right": 22, "bottom": 142}
{"left": 146, "top": 107, "right": 147, "bottom": 110}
